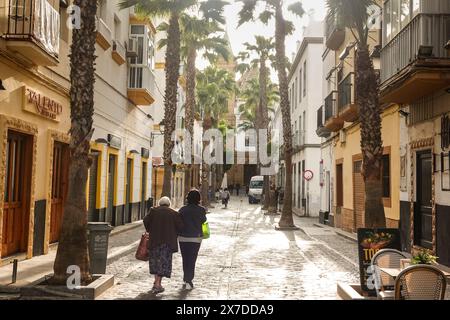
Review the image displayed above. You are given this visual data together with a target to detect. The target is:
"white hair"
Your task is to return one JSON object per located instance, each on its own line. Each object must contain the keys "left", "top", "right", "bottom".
{"left": 158, "top": 196, "right": 171, "bottom": 207}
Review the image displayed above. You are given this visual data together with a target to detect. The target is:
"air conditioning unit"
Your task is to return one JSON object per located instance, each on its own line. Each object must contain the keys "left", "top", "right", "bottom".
{"left": 339, "top": 130, "right": 346, "bottom": 144}
{"left": 126, "top": 37, "right": 138, "bottom": 58}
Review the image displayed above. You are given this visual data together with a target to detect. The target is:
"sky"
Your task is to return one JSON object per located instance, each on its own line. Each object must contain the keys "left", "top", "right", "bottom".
{"left": 198, "top": 0, "right": 327, "bottom": 77}
{"left": 224, "top": 0, "right": 327, "bottom": 58}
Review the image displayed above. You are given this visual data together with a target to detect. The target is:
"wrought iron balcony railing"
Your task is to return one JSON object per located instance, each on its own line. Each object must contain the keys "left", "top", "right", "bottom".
{"left": 6, "top": 0, "right": 60, "bottom": 58}
{"left": 381, "top": 13, "right": 450, "bottom": 84}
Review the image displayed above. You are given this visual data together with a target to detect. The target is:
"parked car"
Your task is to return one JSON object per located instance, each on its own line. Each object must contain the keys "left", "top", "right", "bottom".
{"left": 248, "top": 176, "right": 264, "bottom": 204}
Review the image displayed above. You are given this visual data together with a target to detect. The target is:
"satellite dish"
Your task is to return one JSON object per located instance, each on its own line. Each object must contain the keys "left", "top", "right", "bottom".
{"left": 367, "top": 4, "right": 381, "bottom": 30}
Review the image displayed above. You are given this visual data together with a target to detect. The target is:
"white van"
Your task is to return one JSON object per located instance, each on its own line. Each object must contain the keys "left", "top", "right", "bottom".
{"left": 248, "top": 176, "right": 264, "bottom": 204}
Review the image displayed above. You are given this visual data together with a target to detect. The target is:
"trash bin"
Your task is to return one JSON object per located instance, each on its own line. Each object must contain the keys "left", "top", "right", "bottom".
{"left": 87, "top": 222, "right": 113, "bottom": 275}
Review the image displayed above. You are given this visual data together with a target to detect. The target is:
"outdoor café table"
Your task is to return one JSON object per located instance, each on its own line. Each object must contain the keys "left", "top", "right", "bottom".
{"left": 379, "top": 266, "right": 450, "bottom": 280}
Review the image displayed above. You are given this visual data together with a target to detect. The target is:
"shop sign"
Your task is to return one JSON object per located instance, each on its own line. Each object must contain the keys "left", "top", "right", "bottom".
{"left": 141, "top": 147, "right": 150, "bottom": 159}
{"left": 23, "top": 87, "right": 63, "bottom": 121}
{"left": 107, "top": 134, "right": 122, "bottom": 150}
{"left": 357, "top": 228, "right": 401, "bottom": 294}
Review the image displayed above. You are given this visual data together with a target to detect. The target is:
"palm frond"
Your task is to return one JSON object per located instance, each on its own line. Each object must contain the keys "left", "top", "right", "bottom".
{"left": 237, "top": 0, "right": 258, "bottom": 27}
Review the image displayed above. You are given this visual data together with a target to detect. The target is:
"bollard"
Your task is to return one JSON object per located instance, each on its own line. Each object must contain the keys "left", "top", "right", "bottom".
{"left": 11, "top": 259, "right": 18, "bottom": 284}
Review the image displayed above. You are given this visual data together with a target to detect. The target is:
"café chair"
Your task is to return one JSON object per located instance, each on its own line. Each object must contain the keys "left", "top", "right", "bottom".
{"left": 395, "top": 265, "right": 447, "bottom": 300}
{"left": 371, "top": 249, "right": 409, "bottom": 300}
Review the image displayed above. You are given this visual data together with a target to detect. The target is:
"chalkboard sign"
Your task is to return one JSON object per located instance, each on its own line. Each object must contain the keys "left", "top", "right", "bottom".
{"left": 357, "top": 228, "right": 401, "bottom": 293}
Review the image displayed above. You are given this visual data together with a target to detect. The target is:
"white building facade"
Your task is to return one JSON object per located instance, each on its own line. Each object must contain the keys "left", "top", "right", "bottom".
{"left": 288, "top": 21, "right": 324, "bottom": 217}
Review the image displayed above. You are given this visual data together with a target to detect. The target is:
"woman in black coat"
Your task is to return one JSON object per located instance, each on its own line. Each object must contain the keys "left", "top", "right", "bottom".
{"left": 143, "top": 197, "right": 183, "bottom": 294}
{"left": 178, "top": 189, "right": 207, "bottom": 290}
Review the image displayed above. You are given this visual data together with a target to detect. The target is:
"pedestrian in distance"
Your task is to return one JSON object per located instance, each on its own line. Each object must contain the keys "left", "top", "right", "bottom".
{"left": 178, "top": 189, "right": 207, "bottom": 290}
{"left": 236, "top": 183, "right": 241, "bottom": 196}
{"left": 143, "top": 197, "right": 183, "bottom": 294}
{"left": 221, "top": 188, "right": 231, "bottom": 209}
{"left": 215, "top": 188, "right": 221, "bottom": 202}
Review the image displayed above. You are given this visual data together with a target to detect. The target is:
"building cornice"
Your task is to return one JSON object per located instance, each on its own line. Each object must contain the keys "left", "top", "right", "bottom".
{"left": 288, "top": 37, "right": 324, "bottom": 83}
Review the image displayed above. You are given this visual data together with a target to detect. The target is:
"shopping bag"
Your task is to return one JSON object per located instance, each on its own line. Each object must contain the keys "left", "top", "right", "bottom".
{"left": 202, "top": 222, "right": 210, "bottom": 240}
{"left": 135, "top": 232, "right": 150, "bottom": 261}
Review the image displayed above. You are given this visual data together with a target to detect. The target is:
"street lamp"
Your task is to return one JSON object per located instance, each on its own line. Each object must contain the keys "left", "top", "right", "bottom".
{"left": 159, "top": 120, "right": 165, "bottom": 134}
{"left": 150, "top": 120, "right": 165, "bottom": 147}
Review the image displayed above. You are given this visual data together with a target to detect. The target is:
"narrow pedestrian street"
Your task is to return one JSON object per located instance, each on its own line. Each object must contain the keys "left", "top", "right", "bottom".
{"left": 99, "top": 198, "right": 359, "bottom": 300}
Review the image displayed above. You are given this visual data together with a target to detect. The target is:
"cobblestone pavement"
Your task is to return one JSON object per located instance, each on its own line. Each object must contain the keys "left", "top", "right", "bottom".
{"left": 99, "top": 197, "right": 360, "bottom": 300}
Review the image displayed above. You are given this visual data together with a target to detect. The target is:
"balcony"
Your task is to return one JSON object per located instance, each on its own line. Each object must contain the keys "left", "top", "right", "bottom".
{"left": 324, "top": 91, "right": 344, "bottom": 132}
{"left": 380, "top": 14, "right": 450, "bottom": 104}
{"left": 112, "top": 40, "right": 126, "bottom": 65}
{"left": 316, "top": 105, "right": 331, "bottom": 138}
{"left": 325, "top": 14, "right": 345, "bottom": 51}
{"left": 337, "top": 73, "right": 358, "bottom": 122}
{"left": 3, "top": 0, "right": 60, "bottom": 66}
{"left": 96, "top": 17, "right": 112, "bottom": 50}
{"left": 293, "top": 131, "right": 306, "bottom": 153}
{"left": 128, "top": 66, "right": 155, "bottom": 106}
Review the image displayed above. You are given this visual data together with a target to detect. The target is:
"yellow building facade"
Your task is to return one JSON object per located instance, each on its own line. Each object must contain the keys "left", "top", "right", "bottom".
{"left": 320, "top": 0, "right": 401, "bottom": 233}
{"left": 0, "top": 0, "right": 157, "bottom": 262}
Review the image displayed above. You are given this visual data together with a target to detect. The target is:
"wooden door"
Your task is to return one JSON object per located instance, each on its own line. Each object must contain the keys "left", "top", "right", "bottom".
{"left": 415, "top": 150, "right": 433, "bottom": 249}
{"left": 50, "top": 142, "right": 69, "bottom": 243}
{"left": 353, "top": 160, "right": 365, "bottom": 231}
{"left": 336, "top": 164, "right": 343, "bottom": 207}
{"left": 2, "top": 131, "right": 32, "bottom": 257}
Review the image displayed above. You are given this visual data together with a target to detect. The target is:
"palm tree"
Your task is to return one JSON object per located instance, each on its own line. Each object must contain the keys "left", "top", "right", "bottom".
{"left": 238, "top": 78, "right": 279, "bottom": 133}
{"left": 326, "top": 0, "right": 385, "bottom": 228}
{"left": 196, "top": 66, "right": 235, "bottom": 206}
{"left": 158, "top": 3, "right": 229, "bottom": 200}
{"left": 237, "top": 37, "right": 275, "bottom": 210}
{"left": 120, "top": 0, "right": 197, "bottom": 197}
{"left": 51, "top": 0, "right": 97, "bottom": 285}
{"left": 238, "top": 0, "right": 305, "bottom": 228}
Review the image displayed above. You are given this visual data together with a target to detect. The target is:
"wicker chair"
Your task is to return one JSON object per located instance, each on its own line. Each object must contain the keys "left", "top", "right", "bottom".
{"left": 371, "top": 249, "right": 409, "bottom": 300}
{"left": 395, "top": 265, "right": 447, "bottom": 300}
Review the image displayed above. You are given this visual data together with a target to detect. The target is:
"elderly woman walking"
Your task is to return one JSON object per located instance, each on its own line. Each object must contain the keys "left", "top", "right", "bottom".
{"left": 178, "top": 189, "right": 207, "bottom": 290}
{"left": 143, "top": 197, "right": 183, "bottom": 294}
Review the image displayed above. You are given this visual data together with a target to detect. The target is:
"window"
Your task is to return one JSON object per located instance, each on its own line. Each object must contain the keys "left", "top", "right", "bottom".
{"left": 412, "top": 0, "right": 420, "bottom": 17}
{"left": 291, "top": 84, "right": 295, "bottom": 113}
{"left": 336, "top": 164, "right": 343, "bottom": 207}
{"left": 400, "top": 0, "right": 411, "bottom": 29}
{"left": 298, "top": 69, "right": 302, "bottom": 104}
{"left": 303, "top": 111, "right": 306, "bottom": 135}
{"left": 301, "top": 160, "right": 306, "bottom": 200}
{"left": 114, "top": 15, "right": 121, "bottom": 41}
{"left": 382, "top": 154, "right": 391, "bottom": 198}
{"left": 294, "top": 78, "right": 298, "bottom": 109}
{"left": 383, "top": 0, "right": 392, "bottom": 44}
{"left": 391, "top": 0, "right": 400, "bottom": 40}
{"left": 303, "top": 61, "right": 307, "bottom": 97}
{"left": 98, "top": 0, "right": 107, "bottom": 20}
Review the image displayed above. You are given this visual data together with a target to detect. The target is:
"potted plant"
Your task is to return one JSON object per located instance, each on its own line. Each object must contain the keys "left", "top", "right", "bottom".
{"left": 411, "top": 250, "right": 438, "bottom": 265}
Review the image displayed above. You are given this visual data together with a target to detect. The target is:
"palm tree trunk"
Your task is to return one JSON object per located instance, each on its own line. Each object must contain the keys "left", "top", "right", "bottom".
{"left": 201, "top": 119, "right": 211, "bottom": 207}
{"left": 184, "top": 48, "right": 197, "bottom": 200}
{"left": 275, "top": 3, "right": 294, "bottom": 227}
{"left": 356, "top": 47, "right": 386, "bottom": 228}
{"left": 162, "top": 12, "right": 181, "bottom": 198}
{"left": 52, "top": 0, "right": 97, "bottom": 285}
{"left": 260, "top": 57, "right": 270, "bottom": 210}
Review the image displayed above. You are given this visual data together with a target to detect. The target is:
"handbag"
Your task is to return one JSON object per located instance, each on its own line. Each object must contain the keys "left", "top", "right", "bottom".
{"left": 135, "top": 232, "right": 150, "bottom": 261}
{"left": 202, "top": 222, "right": 210, "bottom": 240}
